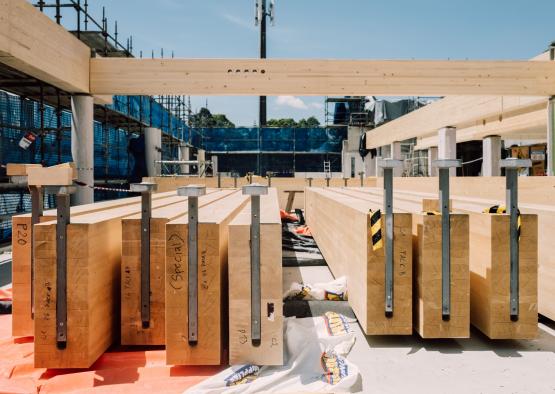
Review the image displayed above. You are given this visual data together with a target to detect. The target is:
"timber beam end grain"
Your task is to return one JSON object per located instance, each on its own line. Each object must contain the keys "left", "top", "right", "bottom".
{"left": 413, "top": 213, "right": 470, "bottom": 339}
{"left": 469, "top": 213, "right": 538, "bottom": 339}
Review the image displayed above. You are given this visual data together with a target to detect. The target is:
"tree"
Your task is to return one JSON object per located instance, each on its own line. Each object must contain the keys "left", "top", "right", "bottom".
{"left": 190, "top": 107, "right": 235, "bottom": 128}
{"left": 266, "top": 117, "right": 321, "bottom": 128}
{"left": 297, "top": 116, "right": 320, "bottom": 128}
{"left": 266, "top": 118, "right": 297, "bottom": 128}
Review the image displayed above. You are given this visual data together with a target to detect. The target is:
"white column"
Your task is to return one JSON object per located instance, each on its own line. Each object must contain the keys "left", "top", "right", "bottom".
{"left": 548, "top": 97, "right": 555, "bottom": 176}
{"left": 391, "top": 141, "right": 402, "bottom": 176}
{"left": 482, "top": 135, "right": 501, "bottom": 176}
{"left": 198, "top": 149, "right": 206, "bottom": 177}
{"left": 211, "top": 155, "right": 218, "bottom": 175}
{"left": 428, "top": 146, "right": 438, "bottom": 176}
{"left": 375, "top": 147, "right": 383, "bottom": 177}
{"left": 438, "top": 126, "right": 457, "bottom": 176}
{"left": 341, "top": 140, "right": 350, "bottom": 178}
{"left": 71, "top": 95, "right": 94, "bottom": 205}
{"left": 365, "top": 154, "right": 376, "bottom": 177}
{"left": 179, "top": 144, "right": 190, "bottom": 175}
{"left": 144, "top": 127, "right": 162, "bottom": 177}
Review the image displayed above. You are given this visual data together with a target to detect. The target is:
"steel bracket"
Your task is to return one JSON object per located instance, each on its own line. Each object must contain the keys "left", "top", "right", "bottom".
{"left": 378, "top": 159, "right": 403, "bottom": 317}
{"left": 44, "top": 185, "right": 76, "bottom": 350}
{"left": 130, "top": 182, "right": 158, "bottom": 328}
{"left": 500, "top": 158, "right": 531, "bottom": 321}
{"left": 177, "top": 185, "right": 206, "bottom": 344}
{"left": 432, "top": 159, "right": 462, "bottom": 321}
{"left": 243, "top": 183, "right": 268, "bottom": 346}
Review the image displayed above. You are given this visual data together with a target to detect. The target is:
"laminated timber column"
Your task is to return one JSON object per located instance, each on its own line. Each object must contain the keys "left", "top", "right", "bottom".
{"left": 482, "top": 135, "right": 501, "bottom": 176}
{"left": 71, "top": 95, "right": 94, "bottom": 205}
{"left": 428, "top": 147, "right": 438, "bottom": 176}
{"left": 438, "top": 127, "right": 457, "bottom": 176}
{"left": 145, "top": 127, "right": 162, "bottom": 177}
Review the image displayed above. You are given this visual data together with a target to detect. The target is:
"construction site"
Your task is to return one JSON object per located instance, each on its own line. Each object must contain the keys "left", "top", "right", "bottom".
{"left": 1, "top": 0, "right": 555, "bottom": 393}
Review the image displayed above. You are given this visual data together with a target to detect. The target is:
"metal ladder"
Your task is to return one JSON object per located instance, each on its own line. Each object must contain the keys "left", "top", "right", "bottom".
{"left": 323, "top": 160, "right": 331, "bottom": 178}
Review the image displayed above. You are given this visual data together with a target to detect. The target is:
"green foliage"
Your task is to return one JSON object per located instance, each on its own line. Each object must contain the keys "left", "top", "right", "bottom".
{"left": 266, "top": 116, "right": 320, "bottom": 128}
{"left": 190, "top": 107, "right": 235, "bottom": 128}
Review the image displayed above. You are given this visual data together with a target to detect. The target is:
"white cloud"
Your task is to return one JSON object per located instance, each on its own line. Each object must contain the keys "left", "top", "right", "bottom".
{"left": 309, "top": 102, "right": 324, "bottom": 109}
{"left": 275, "top": 96, "right": 308, "bottom": 110}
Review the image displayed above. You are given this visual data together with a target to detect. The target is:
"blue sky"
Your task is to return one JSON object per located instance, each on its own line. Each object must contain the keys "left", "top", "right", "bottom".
{"left": 49, "top": 0, "right": 555, "bottom": 126}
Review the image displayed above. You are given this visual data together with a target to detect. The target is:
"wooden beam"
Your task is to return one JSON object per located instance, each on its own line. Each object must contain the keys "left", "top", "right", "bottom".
{"left": 228, "top": 189, "right": 283, "bottom": 365}
{"left": 11, "top": 191, "right": 176, "bottom": 337}
{"left": 365, "top": 52, "right": 552, "bottom": 149}
{"left": 91, "top": 58, "right": 555, "bottom": 96}
{"left": 34, "top": 194, "right": 187, "bottom": 368}
{"left": 326, "top": 188, "right": 469, "bottom": 338}
{"left": 469, "top": 213, "right": 538, "bottom": 339}
{"left": 165, "top": 190, "right": 249, "bottom": 365}
{"left": 413, "top": 213, "right": 470, "bottom": 338}
{"left": 415, "top": 108, "right": 547, "bottom": 150}
{"left": 366, "top": 96, "right": 547, "bottom": 149}
{"left": 305, "top": 188, "right": 413, "bottom": 335}
{"left": 142, "top": 176, "right": 378, "bottom": 211}
{"left": 0, "top": 0, "right": 90, "bottom": 93}
{"left": 121, "top": 189, "right": 235, "bottom": 346}
{"left": 344, "top": 185, "right": 539, "bottom": 339}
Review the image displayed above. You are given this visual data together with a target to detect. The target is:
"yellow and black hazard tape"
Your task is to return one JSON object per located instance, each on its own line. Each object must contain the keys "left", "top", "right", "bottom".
{"left": 483, "top": 205, "right": 521, "bottom": 239}
{"left": 369, "top": 209, "right": 383, "bottom": 251}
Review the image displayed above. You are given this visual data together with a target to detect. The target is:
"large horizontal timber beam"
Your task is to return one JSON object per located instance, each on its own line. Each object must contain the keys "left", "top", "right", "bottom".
{"left": 0, "top": 0, "right": 90, "bottom": 93}
{"left": 415, "top": 107, "right": 547, "bottom": 150}
{"left": 90, "top": 58, "right": 555, "bottom": 97}
{"left": 365, "top": 53, "right": 552, "bottom": 150}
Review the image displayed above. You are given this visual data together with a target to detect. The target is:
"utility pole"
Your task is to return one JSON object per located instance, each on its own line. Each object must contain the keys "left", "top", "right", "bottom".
{"left": 255, "top": 0, "right": 275, "bottom": 127}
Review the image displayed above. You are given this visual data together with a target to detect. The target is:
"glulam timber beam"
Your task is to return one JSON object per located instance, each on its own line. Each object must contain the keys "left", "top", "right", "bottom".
{"left": 0, "top": 0, "right": 90, "bottom": 93}
{"left": 365, "top": 52, "right": 551, "bottom": 149}
{"left": 415, "top": 108, "right": 547, "bottom": 150}
{"left": 90, "top": 58, "right": 555, "bottom": 96}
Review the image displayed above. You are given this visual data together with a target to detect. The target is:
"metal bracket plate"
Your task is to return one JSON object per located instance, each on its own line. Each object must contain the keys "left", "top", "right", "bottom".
{"left": 177, "top": 185, "right": 206, "bottom": 344}
{"left": 433, "top": 159, "right": 461, "bottom": 321}
{"left": 243, "top": 183, "right": 268, "bottom": 346}
{"left": 379, "top": 159, "right": 402, "bottom": 317}
{"left": 52, "top": 188, "right": 74, "bottom": 350}
{"left": 500, "top": 159, "right": 531, "bottom": 321}
{"left": 131, "top": 183, "right": 157, "bottom": 329}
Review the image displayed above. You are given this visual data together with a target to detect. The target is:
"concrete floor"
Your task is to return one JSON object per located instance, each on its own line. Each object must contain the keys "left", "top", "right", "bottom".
{"left": 286, "top": 266, "right": 555, "bottom": 394}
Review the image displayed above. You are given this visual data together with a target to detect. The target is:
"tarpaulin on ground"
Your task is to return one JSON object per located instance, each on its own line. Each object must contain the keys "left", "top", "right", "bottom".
{"left": 186, "top": 313, "right": 359, "bottom": 393}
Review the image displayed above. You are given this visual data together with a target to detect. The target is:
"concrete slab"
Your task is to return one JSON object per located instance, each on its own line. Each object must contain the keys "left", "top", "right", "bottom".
{"left": 347, "top": 318, "right": 555, "bottom": 393}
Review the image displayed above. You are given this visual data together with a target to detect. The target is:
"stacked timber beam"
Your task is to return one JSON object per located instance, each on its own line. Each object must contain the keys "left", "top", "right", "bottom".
{"left": 33, "top": 192, "right": 195, "bottom": 368}
{"left": 142, "top": 176, "right": 379, "bottom": 212}
{"left": 228, "top": 188, "right": 283, "bottom": 365}
{"left": 12, "top": 169, "right": 283, "bottom": 368}
{"left": 315, "top": 186, "right": 538, "bottom": 340}
{"left": 304, "top": 188, "right": 413, "bottom": 335}
{"left": 121, "top": 189, "right": 237, "bottom": 345}
{"left": 12, "top": 190, "right": 176, "bottom": 337}
{"left": 164, "top": 190, "right": 250, "bottom": 364}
